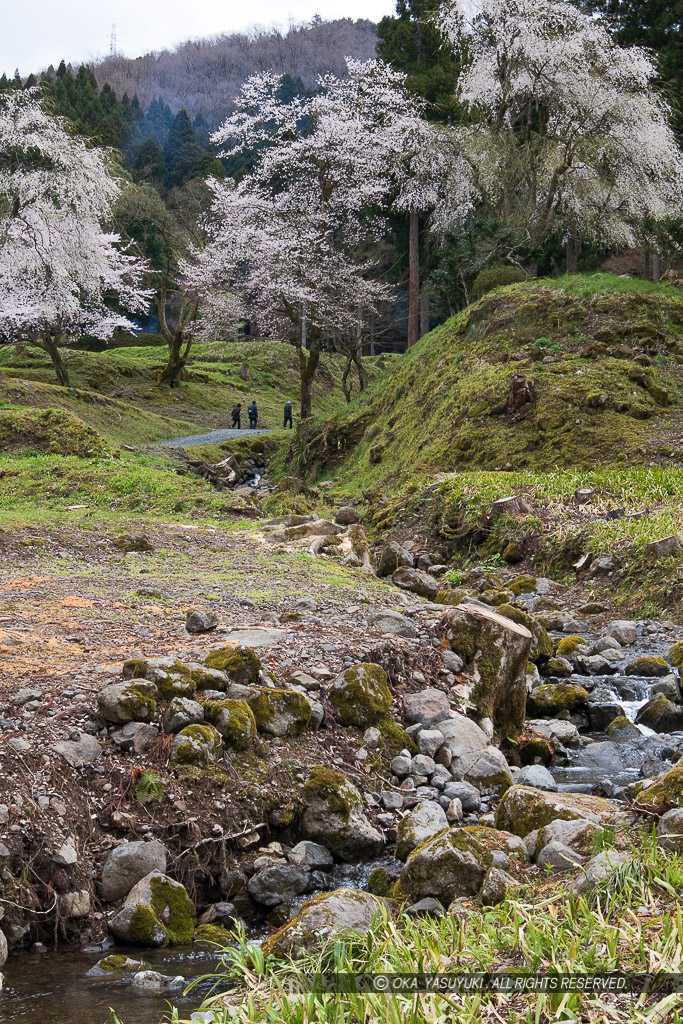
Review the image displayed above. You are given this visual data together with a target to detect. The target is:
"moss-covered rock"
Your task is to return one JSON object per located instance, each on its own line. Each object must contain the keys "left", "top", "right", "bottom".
{"left": 97, "top": 680, "right": 157, "bottom": 725}
{"left": 201, "top": 699, "right": 256, "bottom": 750}
{"left": 376, "top": 715, "right": 417, "bottom": 755}
{"left": 434, "top": 588, "right": 464, "bottom": 606}
{"left": 203, "top": 645, "right": 262, "bottom": 684}
{"left": 301, "top": 767, "right": 384, "bottom": 861}
{"left": 171, "top": 724, "right": 223, "bottom": 766}
{"left": 625, "top": 656, "right": 670, "bottom": 677}
{"left": 634, "top": 761, "right": 683, "bottom": 815}
{"left": 668, "top": 641, "right": 683, "bottom": 668}
{"left": 509, "top": 576, "right": 537, "bottom": 596}
{"left": 248, "top": 688, "right": 311, "bottom": 737}
{"left": 555, "top": 636, "right": 589, "bottom": 659}
{"left": 527, "top": 683, "right": 589, "bottom": 717}
{"left": 328, "top": 663, "right": 392, "bottom": 728}
{"left": 494, "top": 785, "right": 618, "bottom": 837}
{"left": 607, "top": 715, "right": 641, "bottom": 739}
{"left": 108, "top": 871, "right": 195, "bottom": 947}
{"left": 400, "top": 827, "right": 493, "bottom": 904}
{"left": 194, "top": 923, "right": 233, "bottom": 945}
{"left": 496, "top": 604, "right": 553, "bottom": 663}
{"left": 541, "top": 657, "right": 573, "bottom": 678}
{"left": 441, "top": 604, "right": 531, "bottom": 739}
{"left": 261, "top": 888, "right": 386, "bottom": 958}
{"left": 367, "top": 867, "right": 395, "bottom": 897}
{"left": 635, "top": 695, "right": 683, "bottom": 733}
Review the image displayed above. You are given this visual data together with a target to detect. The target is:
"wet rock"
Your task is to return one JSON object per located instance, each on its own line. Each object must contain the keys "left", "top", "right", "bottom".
{"left": 87, "top": 955, "right": 148, "bottom": 977}
{"left": 441, "top": 603, "right": 532, "bottom": 738}
{"left": 541, "top": 657, "right": 573, "bottom": 678}
{"left": 367, "top": 608, "right": 418, "bottom": 638}
{"left": 572, "top": 851, "right": 629, "bottom": 897}
{"left": 655, "top": 808, "right": 683, "bottom": 853}
{"left": 400, "top": 827, "right": 492, "bottom": 904}
{"left": 186, "top": 609, "right": 219, "bottom": 634}
{"left": 392, "top": 567, "right": 439, "bottom": 600}
{"left": 404, "top": 688, "right": 450, "bottom": 728}
{"left": 587, "top": 700, "right": 624, "bottom": 732}
{"left": 101, "top": 840, "right": 168, "bottom": 902}
{"left": 635, "top": 695, "right": 683, "bottom": 733}
{"left": 97, "top": 680, "right": 157, "bottom": 725}
{"left": 52, "top": 731, "right": 103, "bottom": 767}
{"left": 262, "top": 889, "right": 385, "bottom": 956}
{"left": 301, "top": 767, "right": 384, "bottom": 861}
{"left": 288, "top": 841, "right": 334, "bottom": 871}
{"left": 163, "top": 698, "right": 205, "bottom": 733}
{"left": 396, "top": 801, "right": 449, "bottom": 860}
{"left": 495, "top": 785, "right": 618, "bottom": 837}
{"left": 247, "top": 864, "right": 312, "bottom": 907}
{"left": 626, "top": 656, "right": 670, "bottom": 677}
{"left": 480, "top": 866, "right": 519, "bottom": 906}
{"left": 651, "top": 676, "right": 682, "bottom": 702}
{"left": 377, "top": 541, "right": 413, "bottom": 577}
{"left": 537, "top": 841, "right": 585, "bottom": 874}
{"left": 108, "top": 872, "right": 195, "bottom": 947}
{"left": 131, "top": 970, "right": 185, "bottom": 994}
{"left": 606, "top": 621, "right": 637, "bottom": 646}
{"left": 607, "top": 716, "right": 641, "bottom": 740}
{"left": 517, "top": 765, "right": 558, "bottom": 792}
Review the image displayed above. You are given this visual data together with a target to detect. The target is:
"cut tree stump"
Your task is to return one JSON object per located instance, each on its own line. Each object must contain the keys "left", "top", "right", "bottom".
{"left": 489, "top": 495, "right": 532, "bottom": 520}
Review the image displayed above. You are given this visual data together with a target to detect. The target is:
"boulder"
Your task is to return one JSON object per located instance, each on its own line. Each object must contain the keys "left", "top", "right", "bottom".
{"left": 442, "top": 781, "right": 481, "bottom": 814}
{"left": 97, "top": 680, "right": 157, "bottom": 724}
{"left": 130, "top": 970, "right": 185, "bottom": 994}
{"left": 605, "top": 620, "right": 637, "bottom": 646}
{"left": 436, "top": 716, "right": 489, "bottom": 759}
{"left": 101, "top": 841, "right": 168, "bottom": 902}
{"left": 59, "top": 890, "right": 91, "bottom": 918}
{"left": 495, "top": 785, "right": 618, "bottom": 837}
{"left": 262, "top": 889, "right": 385, "bottom": 957}
{"left": 301, "top": 767, "right": 384, "bottom": 861}
{"left": 288, "top": 841, "right": 334, "bottom": 871}
{"left": 110, "top": 722, "right": 159, "bottom": 755}
{"left": 517, "top": 765, "right": 558, "bottom": 792}
{"left": 634, "top": 761, "right": 683, "bottom": 815}
{"left": 480, "top": 866, "right": 520, "bottom": 906}
{"left": 248, "top": 688, "right": 312, "bottom": 737}
{"left": 644, "top": 535, "right": 682, "bottom": 560}
{"left": 185, "top": 609, "right": 219, "bottom": 634}
{"left": 377, "top": 541, "right": 413, "bottom": 577}
{"left": 171, "top": 724, "right": 223, "bottom": 766}
{"left": 527, "top": 683, "right": 589, "bottom": 717}
{"left": 441, "top": 604, "right": 532, "bottom": 738}
{"left": 329, "top": 664, "right": 391, "bottom": 728}
{"left": 335, "top": 507, "right": 360, "bottom": 526}
{"left": 572, "top": 851, "right": 629, "bottom": 897}
{"left": 396, "top": 802, "right": 449, "bottom": 860}
{"left": 86, "top": 955, "right": 148, "bottom": 978}
{"left": 403, "top": 688, "right": 450, "bottom": 728}
{"left": 163, "top": 698, "right": 204, "bottom": 734}
{"left": 400, "top": 827, "right": 492, "bottom": 904}
{"left": 450, "top": 747, "right": 513, "bottom": 797}
{"left": 108, "top": 872, "right": 195, "bottom": 947}
{"left": 392, "top": 567, "right": 439, "bottom": 600}
{"left": 534, "top": 818, "right": 602, "bottom": 859}
{"left": 247, "top": 864, "right": 312, "bottom": 907}
{"left": 536, "top": 841, "right": 585, "bottom": 874}
{"left": 52, "top": 731, "right": 102, "bottom": 767}
{"left": 367, "top": 608, "right": 418, "bottom": 639}
{"left": 655, "top": 808, "right": 683, "bottom": 853}
{"left": 626, "top": 656, "right": 671, "bottom": 677}
{"left": 201, "top": 699, "right": 257, "bottom": 749}
{"left": 635, "top": 695, "right": 683, "bottom": 733}
{"left": 405, "top": 897, "right": 444, "bottom": 918}
{"left": 650, "top": 676, "right": 682, "bottom": 702}
{"left": 527, "top": 719, "right": 580, "bottom": 747}
{"left": 202, "top": 645, "right": 262, "bottom": 685}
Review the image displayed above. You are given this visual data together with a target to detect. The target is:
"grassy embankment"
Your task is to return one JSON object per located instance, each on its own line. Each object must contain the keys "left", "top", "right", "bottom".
{"left": 0, "top": 339, "right": 381, "bottom": 531}
{"left": 296, "top": 274, "right": 683, "bottom": 619}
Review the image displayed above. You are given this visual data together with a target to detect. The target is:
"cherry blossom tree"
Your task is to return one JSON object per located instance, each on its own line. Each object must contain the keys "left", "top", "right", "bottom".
{"left": 0, "top": 91, "right": 150, "bottom": 386}
{"left": 189, "top": 59, "right": 472, "bottom": 416}
{"left": 437, "top": 0, "right": 683, "bottom": 268}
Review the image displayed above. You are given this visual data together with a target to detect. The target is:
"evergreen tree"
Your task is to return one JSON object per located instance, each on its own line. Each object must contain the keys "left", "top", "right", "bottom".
{"left": 133, "top": 138, "right": 166, "bottom": 185}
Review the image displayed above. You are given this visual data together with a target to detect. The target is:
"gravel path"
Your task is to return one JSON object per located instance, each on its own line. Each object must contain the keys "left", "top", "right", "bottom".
{"left": 159, "top": 427, "right": 273, "bottom": 448}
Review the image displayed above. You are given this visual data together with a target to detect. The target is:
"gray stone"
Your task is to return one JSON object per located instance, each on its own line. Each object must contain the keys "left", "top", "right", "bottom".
{"left": 381, "top": 790, "right": 404, "bottom": 811}
{"left": 441, "top": 650, "right": 464, "bottom": 674}
{"left": 443, "top": 781, "right": 481, "bottom": 813}
{"left": 263, "top": 889, "right": 385, "bottom": 956}
{"left": 590, "top": 556, "right": 615, "bottom": 576}
{"left": 390, "top": 755, "right": 412, "bottom": 777}
{"left": 108, "top": 872, "right": 195, "bottom": 946}
{"left": 377, "top": 541, "right": 413, "bottom": 577}
{"left": 52, "top": 731, "right": 102, "bottom": 767}
{"left": 186, "top": 609, "right": 219, "bottom": 634}
{"left": 392, "top": 567, "right": 439, "bottom": 600}
{"left": 430, "top": 765, "right": 452, "bottom": 790}
{"left": 572, "top": 851, "right": 629, "bottom": 897}
{"left": 656, "top": 808, "right": 683, "bottom": 853}
{"left": 301, "top": 771, "right": 384, "bottom": 861}
{"left": 436, "top": 716, "right": 490, "bottom": 759}
{"left": 396, "top": 801, "right": 449, "bottom": 860}
{"left": 517, "top": 765, "right": 558, "bottom": 792}
{"left": 163, "top": 698, "right": 204, "bottom": 734}
{"left": 52, "top": 840, "right": 78, "bottom": 866}
{"left": 535, "top": 818, "right": 601, "bottom": 858}
{"left": 97, "top": 680, "right": 157, "bottom": 725}
{"left": 451, "top": 747, "right": 512, "bottom": 796}
{"left": 526, "top": 719, "right": 580, "bottom": 747}
{"left": 247, "top": 864, "right": 312, "bottom": 907}
{"left": 480, "top": 866, "right": 519, "bottom": 906}
{"left": 130, "top": 970, "right": 185, "bottom": 994}
{"left": 403, "top": 689, "right": 450, "bottom": 728}
{"left": 198, "top": 902, "right": 237, "bottom": 926}
{"left": 446, "top": 798, "right": 463, "bottom": 824}
{"left": 0, "top": 930, "right": 7, "bottom": 969}
{"left": 592, "top": 637, "right": 622, "bottom": 654}
{"left": 400, "top": 827, "right": 492, "bottom": 903}
{"left": 59, "top": 890, "right": 91, "bottom": 918}
{"left": 335, "top": 506, "right": 360, "bottom": 526}
{"left": 367, "top": 608, "right": 417, "bottom": 639}
{"left": 363, "top": 727, "right": 381, "bottom": 749}
{"left": 606, "top": 620, "right": 638, "bottom": 646}
{"left": 537, "top": 841, "right": 586, "bottom": 874}
{"left": 651, "top": 676, "right": 682, "bottom": 702}
{"left": 288, "top": 841, "right": 334, "bottom": 871}
{"left": 417, "top": 729, "right": 446, "bottom": 757}
{"left": 411, "top": 754, "right": 436, "bottom": 777}
{"left": 101, "top": 841, "right": 168, "bottom": 902}
{"left": 645, "top": 535, "right": 683, "bottom": 560}
{"left": 405, "top": 897, "right": 444, "bottom": 918}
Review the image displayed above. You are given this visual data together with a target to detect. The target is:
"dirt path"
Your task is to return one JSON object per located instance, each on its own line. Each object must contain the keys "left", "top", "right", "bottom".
{"left": 159, "top": 427, "right": 273, "bottom": 447}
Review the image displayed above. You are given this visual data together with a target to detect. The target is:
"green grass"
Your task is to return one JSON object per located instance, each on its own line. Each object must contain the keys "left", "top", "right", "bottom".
{"left": 146, "top": 827, "right": 683, "bottom": 1024}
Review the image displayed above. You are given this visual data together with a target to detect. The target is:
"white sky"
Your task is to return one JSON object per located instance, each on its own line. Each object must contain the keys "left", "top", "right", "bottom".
{"left": 3, "top": 0, "right": 395, "bottom": 78}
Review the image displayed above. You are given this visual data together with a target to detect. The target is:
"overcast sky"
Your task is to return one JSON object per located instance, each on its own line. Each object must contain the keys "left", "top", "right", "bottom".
{"left": 3, "top": 0, "right": 395, "bottom": 77}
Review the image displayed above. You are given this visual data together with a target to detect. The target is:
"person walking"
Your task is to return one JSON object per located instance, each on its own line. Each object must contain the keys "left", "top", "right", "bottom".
{"left": 231, "top": 403, "right": 241, "bottom": 429}
{"left": 248, "top": 400, "right": 258, "bottom": 429}
{"left": 283, "top": 400, "right": 293, "bottom": 429}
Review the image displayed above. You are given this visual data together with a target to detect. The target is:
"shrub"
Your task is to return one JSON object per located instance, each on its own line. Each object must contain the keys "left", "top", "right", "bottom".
{"left": 472, "top": 265, "right": 527, "bottom": 298}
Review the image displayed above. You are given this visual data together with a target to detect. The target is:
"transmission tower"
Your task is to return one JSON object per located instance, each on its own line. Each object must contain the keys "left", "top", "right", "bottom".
{"left": 110, "top": 24, "right": 117, "bottom": 57}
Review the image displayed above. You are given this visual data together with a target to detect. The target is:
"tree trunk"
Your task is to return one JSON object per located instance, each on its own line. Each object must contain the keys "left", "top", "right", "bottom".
{"left": 407, "top": 209, "right": 419, "bottom": 348}
{"left": 39, "top": 337, "right": 70, "bottom": 387}
{"left": 566, "top": 233, "right": 576, "bottom": 275}
{"left": 352, "top": 347, "right": 367, "bottom": 392}
{"left": 297, "top": 328, "right": 320, "bottom": 420}
{"left": 643, "top": 250, "right": 651, "bottom": 280}
{"left": 653, "top": 253, "right": 662, "bottom": 283}
{"left": 341, "top": 357, "right": 353, "bottom": 403}
{"left": 157, "top": 329, "right": 190, "bottom": 387}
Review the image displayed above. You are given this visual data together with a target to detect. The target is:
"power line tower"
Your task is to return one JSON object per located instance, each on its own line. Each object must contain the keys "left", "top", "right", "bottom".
{"left": 110, "top": 24, "right": 117, "bottom": 57}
